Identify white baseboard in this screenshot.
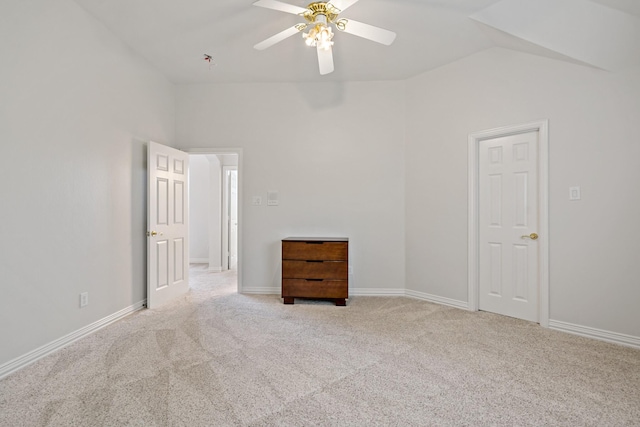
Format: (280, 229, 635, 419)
(242, 287, 280, 295)
(350, 288, 405, 296)
(549, 320, 640, 349)
(188, 260, 222, 272)
(405, 289, 469, 310)
(241, 287, 406, 297)
(0, 300, 146, 380)
(240, 287, 464, 306)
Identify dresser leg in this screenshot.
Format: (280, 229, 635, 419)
(283, 297, 294, 304)
(335, 299, 346, 306)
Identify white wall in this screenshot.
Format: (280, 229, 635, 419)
(218, 154, 239, 167)
(405, 47, 640, 337)
(176, 82, 406, 293)
(188, 156, 211, 262)
(188, 155, 223, 269)
(207, 156, 222, 271)
(0, 0, 175, 366)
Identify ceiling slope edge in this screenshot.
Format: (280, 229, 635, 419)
(472, 22, 603, 71)
(469, 0, 640, 72)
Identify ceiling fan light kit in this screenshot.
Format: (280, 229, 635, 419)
(253, 0, 396, 75)
(303, 15, 334, 50)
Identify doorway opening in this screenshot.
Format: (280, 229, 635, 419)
(186, 149, 242, 293)
(468, 121, 549, 327)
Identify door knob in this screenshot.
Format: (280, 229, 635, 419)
(147, 231, 163, 237)
(521, 233, 539, 240)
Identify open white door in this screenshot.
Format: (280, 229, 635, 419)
(229, 170, 238, 269)
(222, 166, 238, 270)
(147, 141, 189, 308)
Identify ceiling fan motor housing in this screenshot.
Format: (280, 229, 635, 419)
(304, 2, 340, 24)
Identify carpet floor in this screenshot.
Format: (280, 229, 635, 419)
(1, 265, 639, 426)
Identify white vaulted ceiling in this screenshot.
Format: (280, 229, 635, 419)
(471, 0, 640, 72)
(71, 0, 640, 83)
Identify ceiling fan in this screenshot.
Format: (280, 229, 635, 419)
(252, 0, 397, 75)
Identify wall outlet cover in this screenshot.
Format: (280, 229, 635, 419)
(569, 186, 581, 201)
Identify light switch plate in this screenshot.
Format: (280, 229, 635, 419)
(80, 292, 88, 308)
(267, 191, 279, 206)
(569, 186, 581, 201)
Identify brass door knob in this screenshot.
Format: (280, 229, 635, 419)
(146, 231, 163, 237)
(521, 233, 539, 240)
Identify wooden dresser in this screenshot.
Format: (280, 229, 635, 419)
(281, 237, 349, 306)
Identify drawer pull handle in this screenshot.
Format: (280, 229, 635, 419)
(306, 260, 324, 263)
(305, 242, 324, 245)
(306, 279, 324, 282)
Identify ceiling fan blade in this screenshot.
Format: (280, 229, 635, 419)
(252, 0, 308, 15)
(329, 0, 360, 13)
(339, 19, 396, 45)
(254, 25, 305, 50)
(317, 45, 334, 75)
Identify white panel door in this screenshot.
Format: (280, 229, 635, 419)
(479, 131, 539, 322)
(147, 141, 189, 308)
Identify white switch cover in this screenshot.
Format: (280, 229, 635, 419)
(267, 191, 279, 206)
(80, 292, 89, 308)
(569, 186, 581, 201)
(252, 196, 262, 206)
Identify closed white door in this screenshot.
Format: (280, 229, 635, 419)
(479, 131, 539, 322)
(147, 141, 189, 308)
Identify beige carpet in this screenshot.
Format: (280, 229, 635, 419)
(1, 265, 639, 426)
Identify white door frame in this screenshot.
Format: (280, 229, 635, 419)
(186, 148, 243, 293)
(222, 165, 238, 271)
(468, 120, 550, 327)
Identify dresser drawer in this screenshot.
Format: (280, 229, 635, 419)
(282, 260, 347, 280)
(282, 241, 348, 261)
(281, 237, 349, 305)
(282, 279, 348, 299)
